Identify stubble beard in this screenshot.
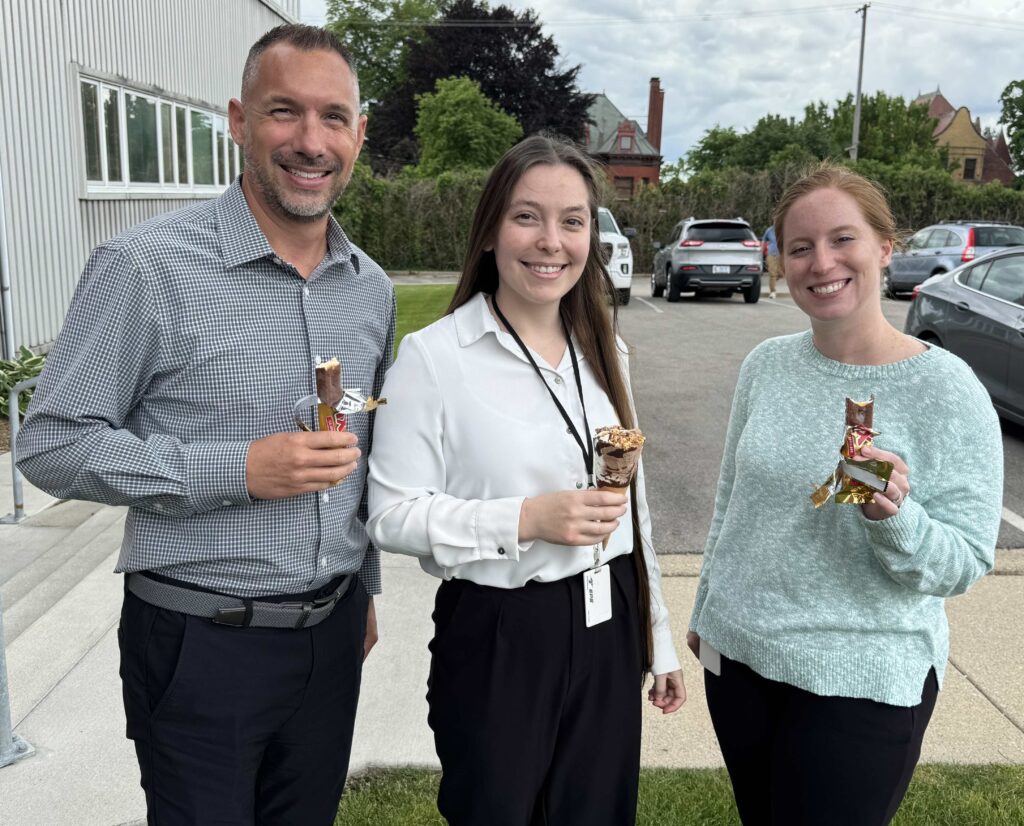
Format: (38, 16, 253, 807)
(243, 148, 351, 224)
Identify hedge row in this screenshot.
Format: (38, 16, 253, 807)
(334, 161, 1024, 274)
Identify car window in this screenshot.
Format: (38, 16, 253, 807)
(959, 261, 991, 289)
(905, 230, 934, 250)
(939, 230, 962, 248)
(598, 210, 620, 235)
(977, 256, 1024, 305)
(975, 226, 1024, 247)
(669, 224, 682, 243)
(685, 223, 756, 242)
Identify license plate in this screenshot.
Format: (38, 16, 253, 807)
(712, 265, 730, 274)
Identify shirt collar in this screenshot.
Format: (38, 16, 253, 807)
(452, 292, 583, 370)
(217, 177, 357, 273)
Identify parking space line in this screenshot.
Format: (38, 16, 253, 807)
(635, 297, 664, 314)
(1002, 506, 1024, 534)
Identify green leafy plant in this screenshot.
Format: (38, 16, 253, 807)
(0, 345, 45, 418)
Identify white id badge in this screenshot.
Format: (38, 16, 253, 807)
(583, 565, 612, 627)
(699, 638, 722, 676)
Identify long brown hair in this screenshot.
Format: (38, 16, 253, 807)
(447, 134, 654, 673)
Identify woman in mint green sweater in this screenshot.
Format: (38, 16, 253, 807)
(687, 165, 1003, 826)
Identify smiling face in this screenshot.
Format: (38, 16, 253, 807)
(489, 163, 592, 317)
(781, 187, 894, 328)
(229, 44, 366, 226)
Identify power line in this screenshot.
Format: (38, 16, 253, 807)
(872, 1, 1024, 32)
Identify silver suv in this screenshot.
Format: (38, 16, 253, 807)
(887, 220, 1024, 296)
(650, 218, 762, 303)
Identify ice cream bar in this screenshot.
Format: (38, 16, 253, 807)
(293, 359, 387, 433)
(811, 396, 893, 508)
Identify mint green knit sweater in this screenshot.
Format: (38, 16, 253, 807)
(689, 331, 1003, 706)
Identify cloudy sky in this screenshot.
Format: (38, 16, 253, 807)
(298, 0, 1024, 166)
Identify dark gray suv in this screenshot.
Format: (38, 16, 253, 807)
(887, 221, 1024, 296)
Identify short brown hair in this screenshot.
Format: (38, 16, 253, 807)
(241, 24, 357, 102)
(773, 163, 898, 252)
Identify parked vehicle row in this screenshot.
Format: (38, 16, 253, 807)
(887, 220, 1024, 296)
(650, 217, 762, 304)
(905, 247, 1024, 425)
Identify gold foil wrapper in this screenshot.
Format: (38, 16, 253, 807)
(812, 396, 893, 509)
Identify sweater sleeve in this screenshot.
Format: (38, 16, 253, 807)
(689, 350, 756, 629)
(861, 367, 1002, 597)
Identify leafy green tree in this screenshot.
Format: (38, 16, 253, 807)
(829, 92, 942, 167)
(685, 126, 742, 172)
(999, 80, 1024, 172)
(326, 0, 442, 106)
(364, 0, 592, 173)
(414, 76, 522, 176)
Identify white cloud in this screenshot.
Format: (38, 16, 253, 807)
(301, 0, 1024, 163)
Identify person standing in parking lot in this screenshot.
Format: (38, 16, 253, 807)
(367, 135, 685, 826)
(689, 164, 1002, 825)
(17, 24, 394, 825)
(762, 223, 781, 298)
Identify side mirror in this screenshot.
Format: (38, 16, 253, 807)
(652, 241, 662, 250)
(623, 227, 637, 239)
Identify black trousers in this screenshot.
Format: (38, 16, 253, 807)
(705, 655, 939, 826)
(427, 553, 644, 826)
(118, 574, 368, 826)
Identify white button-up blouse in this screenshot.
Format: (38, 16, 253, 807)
(367, 292, 680, 675)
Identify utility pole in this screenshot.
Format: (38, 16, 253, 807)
(850, 3, 870, 161)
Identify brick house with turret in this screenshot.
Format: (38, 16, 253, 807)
(584, 78, 665, 199)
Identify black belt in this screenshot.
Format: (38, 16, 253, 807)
(126, 572, 355, 629)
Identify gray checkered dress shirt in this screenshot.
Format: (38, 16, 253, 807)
(17, 180, 395, 596)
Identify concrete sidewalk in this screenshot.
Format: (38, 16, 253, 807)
(2, 453, 1023, 825)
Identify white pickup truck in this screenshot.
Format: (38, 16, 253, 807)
(598, 207, 636, 305)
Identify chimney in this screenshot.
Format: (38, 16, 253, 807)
(647, 78, 664, 152)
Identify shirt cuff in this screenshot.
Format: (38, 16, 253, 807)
(651, 624, 681, 676)
(474, 496, 527, 561)
(185, 441, 253, 513)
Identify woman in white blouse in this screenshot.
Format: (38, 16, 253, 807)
(367, 134, 685, 826)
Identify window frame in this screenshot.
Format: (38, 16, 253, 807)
(75, 66, 241, 200)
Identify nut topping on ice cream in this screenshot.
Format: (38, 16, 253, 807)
(593, 425, 646, 489)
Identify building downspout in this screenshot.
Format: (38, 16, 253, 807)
(0, 165, 15, 360)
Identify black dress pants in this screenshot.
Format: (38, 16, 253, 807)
(118, 574, 368, 826)
(427, 553, 644, 826)
(705, 654, 939, 826)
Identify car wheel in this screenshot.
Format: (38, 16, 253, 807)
(617, 288, 631, 306)
(650, 272, 664, 298)
(666, 269, 681, 302)
(919, 332, 943, 349)
(743, 275, 761, 303)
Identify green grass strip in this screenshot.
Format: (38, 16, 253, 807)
(336, 765, 1024, 825)
(394, 285, 456, 355)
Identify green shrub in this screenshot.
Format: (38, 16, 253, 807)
(1, 345, 45, 418)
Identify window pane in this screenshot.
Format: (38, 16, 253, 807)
(103, 88, 122, 182)
(126, 93, 159, 183)
(979, 256, 1024, 305)
(160, 102, 173, 184)
(960, 262, 990, 289)
(80, 82, 102, 181)
(191, 110, 214, 185)
(231, 142, 239, 181)
(175, 107, 188, 184)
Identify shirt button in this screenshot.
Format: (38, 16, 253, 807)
(154, 503, 163, 511)
(221, 500, 232, 507)
(320, 558, 329, 568)
(303, 286, 310, 297)
(272, 256, 283, 265)
(566, 426, 573, 434)
(322, 492, 330, 503)
(576, 481, 583, 489)
(553, 376, 563, 385)
(498, 547, 506, 555)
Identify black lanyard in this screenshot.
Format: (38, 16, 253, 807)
(491, 293, 594, 485)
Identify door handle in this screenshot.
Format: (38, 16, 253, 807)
(954, 301, 970, 311)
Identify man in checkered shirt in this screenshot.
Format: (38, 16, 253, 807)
(18, 24, 395, 825)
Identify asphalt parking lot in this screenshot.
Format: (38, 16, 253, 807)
(618, 287, 1024, 553)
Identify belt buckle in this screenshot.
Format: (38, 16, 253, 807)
(212, 605, 249, 627)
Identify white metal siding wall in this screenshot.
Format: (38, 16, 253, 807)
(0, 0, 292, 351)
